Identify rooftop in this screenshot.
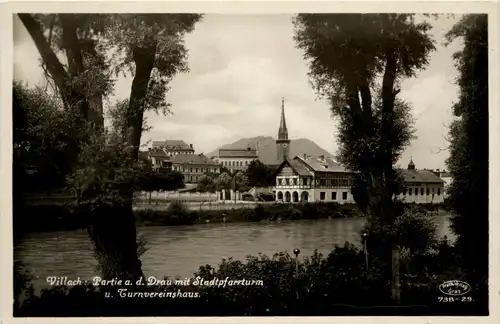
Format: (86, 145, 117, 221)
(296, 155, 348, 173)
(401, 169, 445, 184)
(171, 153, 220, 165)
(218, 147, 258, 158)
(152, 140, 194, 151)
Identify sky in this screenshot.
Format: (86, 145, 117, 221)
(13, 14, 462, 170)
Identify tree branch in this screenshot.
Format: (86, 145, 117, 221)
(18, 14, 68, 104)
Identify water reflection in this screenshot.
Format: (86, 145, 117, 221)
(15, 216, 455, 291)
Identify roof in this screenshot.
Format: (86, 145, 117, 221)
(288, 159, 313, 176)
(218, 148, 258, 158)
(296, 155, 348, 173)
(148, 150, 168, 158)
(152, 140, 193, 150)
(171, 154, 220, 166)
(401, 169, 445, 184)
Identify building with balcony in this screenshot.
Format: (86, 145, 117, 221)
(273, 154, 355, 203)
(274, 155, 445, 204)
(146, 148, 173, 172)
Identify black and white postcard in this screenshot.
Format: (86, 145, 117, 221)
(2, 1, 499, 323)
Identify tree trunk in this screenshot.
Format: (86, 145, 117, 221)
(87, 203, 143, 280)
(381, 49, 401, 302)
(391, 247, 401, 303)
(126, 43, 157, 159)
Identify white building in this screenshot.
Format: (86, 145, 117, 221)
(273, 154, 355, 204)
(273, 156, 445, 204)
(397, 159, 445, 203)
(214, 146, 259, 172)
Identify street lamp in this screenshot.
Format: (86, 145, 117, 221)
(361, 232, 369, 271)
(293, 248, 300, 300)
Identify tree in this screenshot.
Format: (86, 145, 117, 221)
(445, 15, 488, 285)
(293, 14, 435, 302)
(246, 159, 275, 187)
(197, 175, 216, 193)
(18, 14, 202, 280)
(13, 82, 81, 192)
(234, 171, 250, 192)
(215, 172, 232, 191)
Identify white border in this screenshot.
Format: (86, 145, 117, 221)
(1, 1, 498, 324)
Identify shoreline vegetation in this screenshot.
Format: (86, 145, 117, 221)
(15, 235, 485, 316)
(15, 201, 450, 234)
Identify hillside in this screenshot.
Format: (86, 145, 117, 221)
(206, 136, 334, 165)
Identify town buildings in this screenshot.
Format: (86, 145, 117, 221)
(213, 147, 258, 172)
(143, 142, 221, 183)
(171, 153, 221, 183)
(272, 98, 445, 204)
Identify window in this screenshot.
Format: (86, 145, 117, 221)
(403, 188, 407, 195)
(342, 192, 348, 200)
(320, 192, 326, 200)
(415, 188, 418, 195)
(195, 168, 198, 173)
(281, 179, 286, 186)
(409, 188, 412, 195)
(304, 178, 308, 185)
(437, 188, 441, 195)
(245, 161, 248, 165)
(294, 178, 298, 185)
(426, 188, 430, 196)
(420, 188, 424, 195)
(331, 192, 337, 200)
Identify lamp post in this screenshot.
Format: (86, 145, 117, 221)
(293, 248, 300, 300)
(361, 232, 369, 271)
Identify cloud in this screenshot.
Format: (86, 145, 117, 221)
(13, 14, 462, 170)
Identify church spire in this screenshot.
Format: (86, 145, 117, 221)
(278, 97, 288, 140)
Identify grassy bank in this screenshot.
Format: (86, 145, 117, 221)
(14, 201, 450, 234)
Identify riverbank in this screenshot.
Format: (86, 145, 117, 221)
(14, 201, 450, 234)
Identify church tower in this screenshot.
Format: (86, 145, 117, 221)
(276, 97, 290, 163)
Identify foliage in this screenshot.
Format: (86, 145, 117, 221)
(197, 175, 216, 192)
(234, 171, 250, 192)
(245, 159, 276, 187)
(13, 82, 82, 191)
(445, 15, 488, 282)
(136, 170, 185, 192)
(293, 14, 434, 227)
(14, 240, 485, 316)
(214, 172, 232, 190)
(19, 13, 203, 279)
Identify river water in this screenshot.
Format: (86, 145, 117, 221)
(15, 216, 455, 291)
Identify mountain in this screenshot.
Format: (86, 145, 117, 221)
(206, 136, 334, 166)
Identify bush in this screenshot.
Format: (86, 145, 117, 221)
(14, 240, 483, 316)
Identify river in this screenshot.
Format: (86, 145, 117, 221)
(15, 216, 455, 291)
